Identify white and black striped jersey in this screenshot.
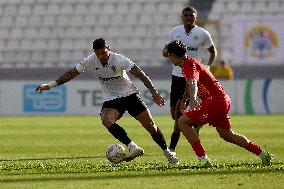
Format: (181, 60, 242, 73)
(76, 52, 138, 102)
(167, 25, 214, 77)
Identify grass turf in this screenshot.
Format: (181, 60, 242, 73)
(0, 115, 283, 188)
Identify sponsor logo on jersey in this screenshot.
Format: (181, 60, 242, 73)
(23, 84, 66, 112)
(187, 47, 198, 51)
(99, 76, 120, 81)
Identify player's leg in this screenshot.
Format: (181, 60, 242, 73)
(169, 105, 181, 153)
(134, 109, 179, 164)
(211, 97, 273, 166)
(216, 126, 273, 166)
(101, 99, 144, 162)
(128, 94, 179, 164)
(178, 114, 211, 168)
(169, 76, 185, 152)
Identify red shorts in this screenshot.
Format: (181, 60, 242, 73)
(184, 95, 232, 129)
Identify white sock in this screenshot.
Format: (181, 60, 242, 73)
(127, 141, 138, 149)
(258, 151, 266, 159)
(198, 155, 209, 160)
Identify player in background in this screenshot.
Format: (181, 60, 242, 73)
(166, 40, 273, 167)
(163, 6, 217, 154)
(35, 38, 179, 164)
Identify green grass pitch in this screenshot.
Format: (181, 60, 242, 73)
(0, 115, 283, 189)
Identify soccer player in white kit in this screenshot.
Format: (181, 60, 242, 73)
(163, 6, 217, 154)
(35, 38, 179, 164)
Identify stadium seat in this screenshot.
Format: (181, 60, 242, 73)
(10, 28, 23, 39)
(101, 3, 116, 14)
(20, 40, 33, 51)
(7, 40, 19, 51)
(74, 4, 88, 15)
(42, 16, 56, 27)
(143, 3, 156, 14)
(33, 5, 46, 15)
(18, 5, 32, 16)
(22, 0, 35, 4)
(61, 4, 73, 15)
(1, 16, 13, 28)
(239, 2, 253, 13)
(115, 4, 128, 14)
(226, 1, 239, 13)
(46, 4, 60, 15)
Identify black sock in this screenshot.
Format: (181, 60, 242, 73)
(151, 128, 167, 150)
(169, 132, 180, 150)
(108, 123, 131, 145)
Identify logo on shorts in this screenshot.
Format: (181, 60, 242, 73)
(23, 84, 66, 112)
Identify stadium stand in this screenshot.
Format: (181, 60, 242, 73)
(0, 0, 284, 79)
(0, 0, 187, 68)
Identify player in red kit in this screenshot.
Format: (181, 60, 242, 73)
(166, 40, 273, 167)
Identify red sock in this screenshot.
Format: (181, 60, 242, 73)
(245, 142, 262, 156)
(191, 140, 206, 157)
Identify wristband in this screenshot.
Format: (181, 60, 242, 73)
(47, 81, 57, 88)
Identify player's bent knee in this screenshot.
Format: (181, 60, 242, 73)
(101, 117, 114, 128)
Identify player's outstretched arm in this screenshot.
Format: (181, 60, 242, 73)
(207, 45, 217, 67)
(35, 67, 80, 93)
(187, 78, 199, 111)
(129, 64, 165, 107)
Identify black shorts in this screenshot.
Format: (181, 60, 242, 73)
(170, 75, 186, 107)
(101, 93, 147, 118)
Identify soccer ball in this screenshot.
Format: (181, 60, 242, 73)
(106, 144, 126, 164)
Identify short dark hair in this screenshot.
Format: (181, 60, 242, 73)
(182, 6, 197, 15)
(93, 38, 108, 50)
(167, 40, 187, 57)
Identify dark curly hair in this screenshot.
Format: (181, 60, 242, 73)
(167, 40, 187, 57)
(182, 6, 197, 15)
(93, 38, 109, 50)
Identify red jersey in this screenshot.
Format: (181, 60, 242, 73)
(182, 56, 227, 101)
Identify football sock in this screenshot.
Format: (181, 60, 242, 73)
(245, 142, 262, 156)
(127, 141, 138, 149)
(151, 127, 167, 150)
(191, 140, 206, 158)
(108, 123, 131, 146)
(198, 155, 209, 160)
(169, 132, 180, 150)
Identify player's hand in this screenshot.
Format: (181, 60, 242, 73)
(35, 84, 51, 93)
(189, 97, 200, 111)
(152, 91, 165, 107)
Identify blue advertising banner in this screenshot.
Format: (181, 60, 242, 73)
(23, 84, 66, 112)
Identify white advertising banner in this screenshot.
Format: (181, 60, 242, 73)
(0, 80, 171, 115)
(232, 15, 284, 65)
(0, 79, 284, 115)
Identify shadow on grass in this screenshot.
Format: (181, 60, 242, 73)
(0, 154, 154, 162)
(0, 162, 283, 183)
(0, 155, 103, 162)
